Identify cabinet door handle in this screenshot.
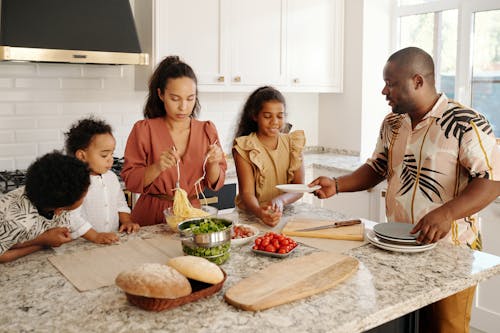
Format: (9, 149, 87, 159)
(234, 76, 241, 83)
(217, 76, 225, 82)
(293, 78, 300, 84)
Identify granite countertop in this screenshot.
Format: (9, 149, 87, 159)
(2, 203, 500, 333)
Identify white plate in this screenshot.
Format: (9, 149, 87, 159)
(366, 230, 436, 253)
(373, 222, 419, 241)
(276, 184, 321, 193)
(231, 224, 260, 247)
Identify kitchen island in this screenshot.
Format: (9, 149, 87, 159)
(1, 203, 500, 333)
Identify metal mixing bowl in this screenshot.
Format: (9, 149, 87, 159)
(177, 217, 232, 247)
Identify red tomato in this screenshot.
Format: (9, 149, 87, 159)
(261, 238, 270, 247)
(280, 239, 289, 246)
(272, 239, 280, 248)
(264, 244, 276, 253)
(255, 238, 262, 246)
(278, 248, 287, 254)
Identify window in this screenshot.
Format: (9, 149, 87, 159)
(395, 0, 500, 136)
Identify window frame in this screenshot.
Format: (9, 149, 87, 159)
(393, 0, 500, 116)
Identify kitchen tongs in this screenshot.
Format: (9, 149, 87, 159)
(294, 219, 361, 232)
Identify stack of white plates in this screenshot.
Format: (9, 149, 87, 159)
(367, 223, 436, 253)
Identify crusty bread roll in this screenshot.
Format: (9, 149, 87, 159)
(115, 263, 191, 299)
(168, 256, 224, 284)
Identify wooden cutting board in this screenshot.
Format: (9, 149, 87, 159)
(282, 218, 364, 241)
(224, 251, 359, 311)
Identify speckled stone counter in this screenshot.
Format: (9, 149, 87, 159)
(2, 203, 500, 333)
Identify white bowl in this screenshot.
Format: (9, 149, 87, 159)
(231, 224, 260, 247)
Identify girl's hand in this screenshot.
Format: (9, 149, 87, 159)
(259, 204, 282, 227)
(270, 198, 284, 213)
(119, 222, 140, 234)
(206, 143, 224, 165)
(157, 148, 180, 172)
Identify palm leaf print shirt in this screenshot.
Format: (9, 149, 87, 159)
(0, 187, 71, 254)
(366, 94, 500, 249)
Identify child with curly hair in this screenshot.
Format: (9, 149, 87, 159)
(0, 152, 90, 262)
(65, 117, 139, 244)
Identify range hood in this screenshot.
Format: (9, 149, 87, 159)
(0, 0, 148, 65)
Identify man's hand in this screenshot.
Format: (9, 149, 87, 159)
(411, 208, 452, 244)
(309, 176, 337, 199)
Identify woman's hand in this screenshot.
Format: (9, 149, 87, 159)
(206, 143, 224, 165)
(157, 148, 181, 172)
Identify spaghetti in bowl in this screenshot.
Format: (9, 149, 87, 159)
(164, 205, 218, 232)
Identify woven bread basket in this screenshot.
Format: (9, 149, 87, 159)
(125, 269, 227, 311)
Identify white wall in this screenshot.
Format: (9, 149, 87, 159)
(318, 0, 392, 159)
(0, 61, 318, 171)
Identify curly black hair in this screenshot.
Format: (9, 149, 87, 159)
(65, 117, 113, 156)
(234, 86, 286, 139)
(144, 55, 201, 119)
(25, 151, 90, 211)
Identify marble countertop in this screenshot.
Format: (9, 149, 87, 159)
(2, 203, 500, 333)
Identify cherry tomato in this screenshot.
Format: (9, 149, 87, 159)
(265, 244, 276, 253)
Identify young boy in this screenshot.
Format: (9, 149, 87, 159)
(0, 152, 90, 262)
(65, 117, 139, 244)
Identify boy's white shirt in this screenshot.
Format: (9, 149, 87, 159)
(70, 171, 131, 239)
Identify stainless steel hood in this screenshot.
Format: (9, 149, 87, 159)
(0, 0, 149, 65)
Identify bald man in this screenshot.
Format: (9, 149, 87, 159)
(311, 47, 500, 333)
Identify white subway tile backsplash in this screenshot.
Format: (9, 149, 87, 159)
(37, 116, 83, 130)
(0, 158, 15, 170)
(0, 90, 35, 102)
(0, 118, 37, 130)
(0, 78, 13, 88)
(38, 142, 65, 156)
(83, 65, 124, 78)
(15, 78, 61, 89)
(0, 143, 37, 157)
(16, 103, 61, 116)
(0, 131, 15, 144)
(0, 63, 37, 76)
(102, 77, 134, 91)
(0, 63, 319, 171)
(0, 103, 15, 115)
(61, 103, 100, 115)
(36, 63, 82, 77)
(61, 78, 102, 90)
(15, 129, 61, 143)
(15, 156, 38, 170)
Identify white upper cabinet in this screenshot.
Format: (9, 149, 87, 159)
(228, 0, 285, 88)
(136, 0, 343, 92)
(287, 0, 344, 92)
(155, 0, 226, 87)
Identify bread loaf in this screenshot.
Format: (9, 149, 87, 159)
(168, 256, 224, 284)
(115, 263, 191, 299)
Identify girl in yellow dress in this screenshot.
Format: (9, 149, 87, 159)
(233, 86, 306, 226)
